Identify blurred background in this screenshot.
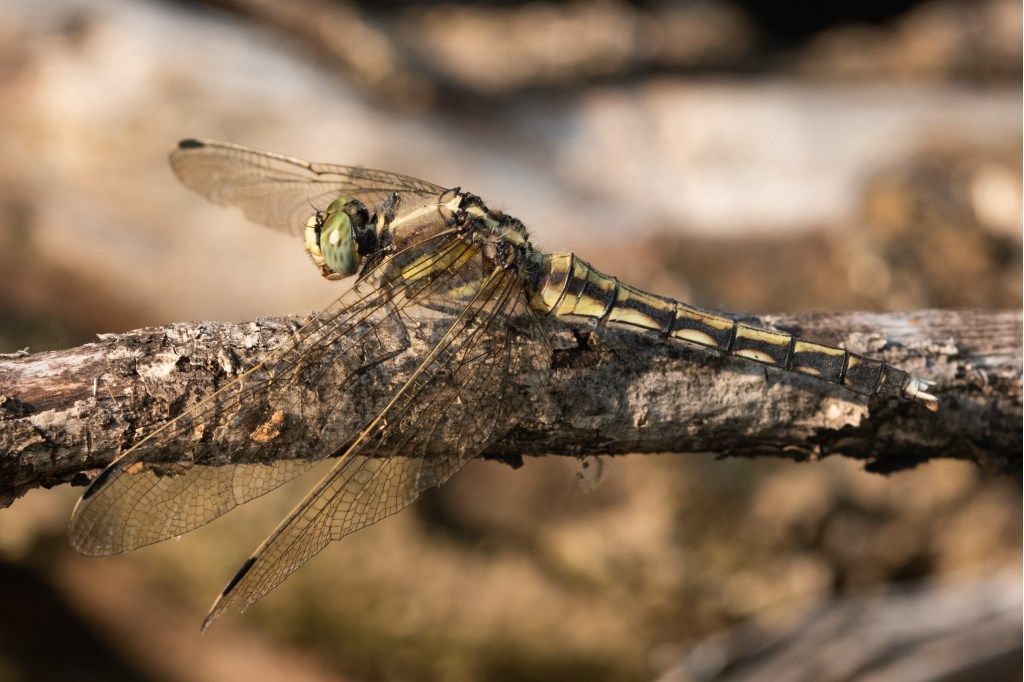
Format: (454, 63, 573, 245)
(0, 0, 1021, 679)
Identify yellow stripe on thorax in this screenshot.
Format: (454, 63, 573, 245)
(400, 243, 477, 285)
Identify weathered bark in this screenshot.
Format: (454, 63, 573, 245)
(660, 569, 1022, 682)
(0, 309, 1020, 507)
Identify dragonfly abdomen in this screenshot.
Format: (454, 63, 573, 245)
(531, 253, 937, 410)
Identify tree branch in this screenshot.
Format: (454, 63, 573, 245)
(1, 309, 1019, 507)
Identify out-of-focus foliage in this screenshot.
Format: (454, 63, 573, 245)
(0, 0, 1020, 680)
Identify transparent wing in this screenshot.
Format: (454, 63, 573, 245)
(202, 266, 551, 630)
(68, 229, 484, 556)
(169, 139, 448, 235)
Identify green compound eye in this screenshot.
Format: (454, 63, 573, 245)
(325, 197, 349, 214)
(319, 210, 360, 276)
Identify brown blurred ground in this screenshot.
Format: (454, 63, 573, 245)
(0, 1, 1020, 680)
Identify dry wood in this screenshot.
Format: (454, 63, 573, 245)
(662, 569, 1022, 682)
(1, 308, 1020, 507)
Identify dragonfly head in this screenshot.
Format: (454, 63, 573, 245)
(304, 198, 373, 278)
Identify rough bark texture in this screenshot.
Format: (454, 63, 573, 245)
(0, 308, 1020, 507)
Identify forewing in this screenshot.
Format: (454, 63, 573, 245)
(202, 266, 551, 629)
(68, 230, 479, 556)
(168, 139, 448, 235)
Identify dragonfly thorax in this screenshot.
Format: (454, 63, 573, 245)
(304, 197, 375, 280)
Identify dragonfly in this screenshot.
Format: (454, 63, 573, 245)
(68, 139, 939, 630)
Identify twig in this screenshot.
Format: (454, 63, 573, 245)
(1, 309, 1019, 507)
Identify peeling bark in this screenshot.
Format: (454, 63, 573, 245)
(1, 309, 1020, 507)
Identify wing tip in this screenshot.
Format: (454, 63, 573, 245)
(177, 138, 206, 150)
(223, 556, 258, 596)
(67, 466, 116, 555)
(66, 513, 107, 557)
(79, 464, 115, 500)
(200, 607, 220, 633)
(201, 555, 257, 632)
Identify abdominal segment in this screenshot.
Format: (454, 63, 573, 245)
(530, 252, 924, 404)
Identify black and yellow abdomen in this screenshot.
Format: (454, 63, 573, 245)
(531, 253, 937, 409)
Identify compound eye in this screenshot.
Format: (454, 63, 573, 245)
(318, 211, 360, 276)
